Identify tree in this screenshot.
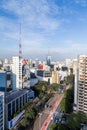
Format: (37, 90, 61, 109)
(21, 118, 28, 128)
(60, 96, 66, 112)
(50, 123, 58, 130)
(50, 123, 69, 130)
(60, 86, 74, 113)
(65, 87, 74, 113)
(50, 83, 61, 91)
(26, 109, 35, 120)
(67, 112, 87, 130)
(66, 74, 74, 85)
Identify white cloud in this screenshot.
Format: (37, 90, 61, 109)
(0, 0, 87, 60)
(0, 0, 61, 51)
(74, 0, 87, 6)
(0, 0, 60, 31)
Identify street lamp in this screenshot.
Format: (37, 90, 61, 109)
(38, 113, 42, 130)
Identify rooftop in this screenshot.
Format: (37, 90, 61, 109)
(5, 89, 29, 103)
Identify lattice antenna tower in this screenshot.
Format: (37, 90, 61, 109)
(19, 23, 22, 59)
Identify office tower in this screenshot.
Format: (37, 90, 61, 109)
(46, 51, 51, 66)
(0, 92, 4, 130)
(0, 70, 7, 91)
(11, 56, 22, 90)
(77, 55, 87, 113)
(46, 55, 51, 66)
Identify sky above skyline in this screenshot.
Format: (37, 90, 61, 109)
(0, 0, 87, 61)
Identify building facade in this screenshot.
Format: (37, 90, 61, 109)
(0, 92, 4, 130)
(52, 71, 60, 84)
(0, 71, 7, 92)
(5, 89, 29, 129)
(36, 70, 52, 84)
(46, 55, 51, 66)
(11, 56, 22, 90)
(77, 55, 87, 113)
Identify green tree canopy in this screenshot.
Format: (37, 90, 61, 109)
(67, 112, 87, 130)
(50, 83, 61, 91)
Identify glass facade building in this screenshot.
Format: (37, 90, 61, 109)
(0, 92, 4, 130)
(0, 71, 6, 92)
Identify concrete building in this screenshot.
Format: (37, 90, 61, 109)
(73, 68, 78, 111)
(38, 64, 50, 71)
(4, 58, 9, 64)
(65, 59, 73, 69)
(5, 89, 29, 129)
(77, 55, 87, 114)
(72, 59, 78, 74)
(52, 71, 60, 84)
(0, 92, 4, 130)
(11, 56, 22, 90)
(36, 70, 52, 84)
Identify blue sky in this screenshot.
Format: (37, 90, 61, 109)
(0, 0, 87, 60)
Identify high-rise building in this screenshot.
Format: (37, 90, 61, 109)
(73, 68, 78, 111)
(77, 55, 87, 113)
(0, 70, 7, 92)
(11, 56, 22, 90)
(46, 55, 51, 66)
(46, 50, 51, 66)
(0, 92, 4, 130)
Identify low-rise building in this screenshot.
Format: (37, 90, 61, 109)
(36, 70, 52, 84)
(52, 71, 60, 84)
(5, 89, 29, 129)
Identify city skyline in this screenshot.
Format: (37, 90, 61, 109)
(0, 0, 87, 60)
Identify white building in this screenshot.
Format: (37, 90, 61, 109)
(77, 55, 87, 113)
(11, 56, 22, 90)
(73, 69, 78, 111)
(65, 59, 73, 69)
(72, 59, 78, 74)
(0, 92, 4, 130)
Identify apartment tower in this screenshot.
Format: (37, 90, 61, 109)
(77, 55, 87, 113)
(11, 56, 22, 90)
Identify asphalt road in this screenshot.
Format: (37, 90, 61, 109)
(40, 84, 70, 130)
(32, 94, 59, 130)
(47, 105, 61, 130)
(41, 94, 64, 130)
(27, 84, 70, 130)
